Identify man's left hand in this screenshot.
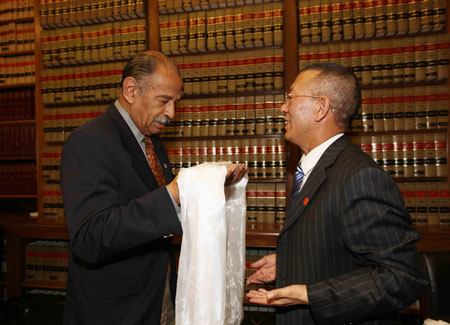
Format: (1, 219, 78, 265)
(246, 285, 309, 306)
(225, 163, 248, 186)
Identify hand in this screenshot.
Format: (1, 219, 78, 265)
(246, 285, 309, 306)
(166, 175, 179, 205)
(246, 254, 276, 284)
(225, 163, 248, 186)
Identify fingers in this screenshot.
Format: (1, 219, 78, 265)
(225, 163, 248, 186)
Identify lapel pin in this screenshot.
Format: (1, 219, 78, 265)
(303, 197, 309, 206)
(163, 163, 168, 168)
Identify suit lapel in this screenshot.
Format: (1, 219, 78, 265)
(279, 136, 350, 236)
(105, 105, 160, 189)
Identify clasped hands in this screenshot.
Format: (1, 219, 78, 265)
(246, 254, 309, 306)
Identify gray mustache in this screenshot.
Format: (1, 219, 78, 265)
(154, 116, 170, 125)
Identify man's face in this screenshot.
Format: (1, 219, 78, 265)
(280, 70, 320, 150)
(130, 67, 182, 135)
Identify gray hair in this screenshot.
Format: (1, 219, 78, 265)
(301, 62, 361, 130)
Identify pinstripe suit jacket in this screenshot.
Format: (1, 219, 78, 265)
(276, 136, 426, 325)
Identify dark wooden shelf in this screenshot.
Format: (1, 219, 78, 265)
(0, 83, 34, 89)
(348, 129, 448, 137)
(0, 195, 37, 199)
(0, 16, 34, 24)
(0, 49, 34, 57)
(166, 44, 284, 58)
(162, 134, 285, 141)
(22, 281, 66, 290)
(0, 157, 36, 162)
(0, 119, 35, 125)
(181, 90, 283, 100)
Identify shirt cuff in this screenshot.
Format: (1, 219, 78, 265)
(166, 185, 181, 221)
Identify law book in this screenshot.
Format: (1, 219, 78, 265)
(382, 89, 394, 131)
(330, 0, 343, 40)
(393, 134, 404, 178)
(426, 183, 439, 226)
(414, 87, 427, 130)
(215, 8, 225, 50)
(408, 0, 421, 34)
(341, 0, 353, 40)
(413, 133, 425, 177)
(370, 40, 383, 85)
(262, 183, 276, 224)
(371, 89, 383, 131)
(205, 10, 216, 51)
(402, 134, 414, 177)
(404, 88, 416, 130)
(40, 0, 49, 26)
(233, 6, 244, 48)
(225, 97, 236, 136)
(273, 94, 284, 134)
(371, 135, 383, 169)
(186, 11, 197, 52)
(425, 86, 438, 129)
(393, 88, 405, 131)
(310, 0, 321, 42)
(374, 0, 387, 37)
(392, 39, 405, 84)
(381, 40, 393, 84)
(168, 14, 180, 54)
(437, 33, 450, 81)
(435, 132, 447, 177)
(439, 182, 450, 225)
(262, 2, 273, 46)
(433, 0, 446, 31)
(196, 10, 206, 52)
(382, 135, 395, 177)
(245, 95, 255, 135)
(25, 241, 38, 281)
(437, 85, 449, 129)
(414, 36, 427, 83)
(244, 51, 255, 92)
(425, 35, 438, 82)
(272, 2, 283, 45)
(403, 182, 417, 223)
(246, 183, 257, 224)
(242, 5, 254, 48)
(350, 41, 362, 83)
(298, 0, 311, 43)
(420, 0, 434, 32)
(360, 41, 372, 86)
(423, 133, 436, 177)
(415, 182, 428, 226)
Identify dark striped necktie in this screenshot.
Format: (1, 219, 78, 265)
(291, 163, 304, 199)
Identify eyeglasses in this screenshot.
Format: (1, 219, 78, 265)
(284, 92, 335, 113)
(284, 92, 320, 104)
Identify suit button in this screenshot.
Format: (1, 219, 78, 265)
(163, 234, 174, 239)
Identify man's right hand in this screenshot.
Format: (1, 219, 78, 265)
(246, 253, 276, 284)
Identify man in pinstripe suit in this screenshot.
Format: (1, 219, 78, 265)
(247, 63, 426, 324)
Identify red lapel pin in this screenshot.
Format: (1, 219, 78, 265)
(303, 197, 309, 206)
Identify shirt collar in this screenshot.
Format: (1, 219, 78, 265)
(114, 99, 145, 144)
(301, 133, 344, 176)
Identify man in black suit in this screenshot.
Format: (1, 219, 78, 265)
(246, 63, 426, 324)
(60, 51, 246, 325)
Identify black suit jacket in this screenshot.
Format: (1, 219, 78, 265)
(276, 136, 426, 325)
(60, 103, 182, 325)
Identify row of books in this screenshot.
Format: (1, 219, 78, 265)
(42, 183, 65, 224)
(41, 19, 146, 66)
(298, 34, 450, 86)
(41, 61, 126, 105)
(43, 105, 106, 143)
(40, 0, 146, 28)
(352, 132, 447, 179)
(398, 182, 450, 226)
(0, 89, 34, 121)
(0, 0, 33, 22)
(172, 48, 284, 95)
(0, 162, 36, 195)
(161, 94, 285, 138)
(246, 182, 286, 225)
(41, 146, 62, 181)
(0, 54, 35, 85)
(0, 124, 35, 158)
(160, 3, 283, 54)
(0, 21, 34, 53)
(159, 0, 282, 13)
(165, 138, 287, 179)
(25, 240, 69, 283)
(352, 85, 449, 133)
(298, 0, 446, 43)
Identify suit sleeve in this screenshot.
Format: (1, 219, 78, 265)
(60, 130, 182, 265)
(307, 167, 427, 324)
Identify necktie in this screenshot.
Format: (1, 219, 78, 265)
(144, 136, 166, 187)
(290, 162, 304, 199)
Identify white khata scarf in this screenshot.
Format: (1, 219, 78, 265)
(176, 162, 248, 325)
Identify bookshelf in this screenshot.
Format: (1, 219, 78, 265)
(0, 2, 448, 323)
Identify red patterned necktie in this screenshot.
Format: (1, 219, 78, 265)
(144, 136, 166, 187)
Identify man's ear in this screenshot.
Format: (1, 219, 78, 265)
(122, 77, 138, 104)
(314, 96, 332, 122)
